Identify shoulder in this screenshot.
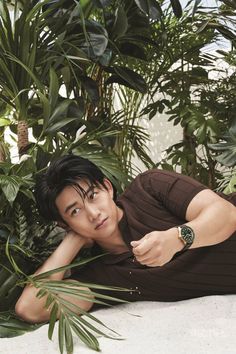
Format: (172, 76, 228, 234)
(121, 169, 208, 219)
(131, 168, 206, 193)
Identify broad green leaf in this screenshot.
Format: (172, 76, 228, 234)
(45, 117, 80, 134)
(49, 67, 59, 111)
(134, 0, 162, 20)
(170, 0, 183, 18)
(209, 124, 236, 167)
(5, 52, 44, 92)
(107, 66, 147, 94)
(191, 67, 208, 78)
(82, 20, 108, 58)
(47, 100, 72, 126)
(0, 175, 21, 204)
(38, 92, 51, 126)
(224, 175, 236, 194)
(80, 76, 99, 103)
(12, 155, 36, 177)
(119, 42, 147, 61)
(79, 0, 94, 18)
(98, 48, 112, 66)
(111, 5, 128, 39)
(0, 118, 10, 127)
(0, 316, 43, 338)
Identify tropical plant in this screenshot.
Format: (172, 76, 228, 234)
(6, 246, 129, 353)
(138, 0, 236, 189)
(0, 144, 130, 352)
(0, 152, 63, 310)
(0, 0, 187, 171)
(197, 0, 236, 174)
(5, 0, 236, 353)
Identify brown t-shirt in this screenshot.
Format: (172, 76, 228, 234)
(73, 169, 236, 306)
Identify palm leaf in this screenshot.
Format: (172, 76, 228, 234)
(0, 313, 43, 338)
(16, 254, 128, 353)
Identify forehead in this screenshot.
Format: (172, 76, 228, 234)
(55, 180, 93, 208)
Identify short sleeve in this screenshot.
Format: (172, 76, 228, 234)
(139, 169, 208, 220)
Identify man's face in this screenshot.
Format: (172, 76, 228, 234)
(55, 179, 123, 242)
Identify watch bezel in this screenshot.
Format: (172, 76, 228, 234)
(177, 225, 195, 251)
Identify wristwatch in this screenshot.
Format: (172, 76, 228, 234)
(177, 225, 195, 251)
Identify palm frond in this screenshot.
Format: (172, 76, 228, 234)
(15, 257, 129, 354)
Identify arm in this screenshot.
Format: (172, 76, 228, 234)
(131, 189, 236, 267)
(15, 232, 94, 323)
(184, 189, 236, 247)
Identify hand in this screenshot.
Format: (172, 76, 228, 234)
(65, 230, 94, 248)
(130, 229, 183, 267)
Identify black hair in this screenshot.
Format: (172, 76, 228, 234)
(35, 154, 115, 222)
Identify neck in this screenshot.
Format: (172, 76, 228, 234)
(97, 206, 129, 254)
(98, 237, 129, 254)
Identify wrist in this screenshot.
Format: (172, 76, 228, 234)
(177, 225, 195, 251)
(64, 231, 87, 247)
(169, 228, 185, 253)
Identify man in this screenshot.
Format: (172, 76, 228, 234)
(15, 154, 236, 323)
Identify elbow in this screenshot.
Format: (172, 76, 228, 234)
(15, 297, 43, 324)
(15, 299, 31, 322)
(230, 203, 236, 231)
(225, 202, 236, 238)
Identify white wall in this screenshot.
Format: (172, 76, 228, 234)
(132, 112, 183, 173)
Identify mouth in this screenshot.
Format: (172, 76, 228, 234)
(95, 217, 108, 230)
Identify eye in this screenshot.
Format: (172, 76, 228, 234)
(71, 207, 80, 216)
(88, 191, 97, 200)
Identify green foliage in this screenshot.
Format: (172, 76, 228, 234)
(138, 1, 236, 188)
(0, 312, 43, 338)
(209, 118, 236, 167)
(10, 253, 129, 353)
(0, 0, 236, 352)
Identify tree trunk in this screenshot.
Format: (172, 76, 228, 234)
(0, 142, 6, 162)
(17, 120, 29, 156)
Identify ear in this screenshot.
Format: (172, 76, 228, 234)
(57, 220, 70, 231)
(103, 178, 114, 199)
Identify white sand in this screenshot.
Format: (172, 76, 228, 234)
(1, 295, 236, 354)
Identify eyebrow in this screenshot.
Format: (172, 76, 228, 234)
(64, 201, 77, 214)
(64, 185, 95, 214)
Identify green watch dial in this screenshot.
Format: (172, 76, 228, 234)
(181, 227, 194, 243)
(178, 225, 195, 250)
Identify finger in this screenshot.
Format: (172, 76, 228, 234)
(137, 257, 162, 267)
(132, 238, 152, 256)
(130, 234, 150, 248)
(136, 253, 158, 265)
(130, 240, 141, 248)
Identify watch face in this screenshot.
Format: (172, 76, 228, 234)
(181, 226, 194, 244)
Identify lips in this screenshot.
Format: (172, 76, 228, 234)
(95, 217, 108, 230)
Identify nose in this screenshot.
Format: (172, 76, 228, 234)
(85, 203, 101, 221)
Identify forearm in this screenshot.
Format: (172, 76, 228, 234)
(34, 231, 86, 280)
(132, 190, 236, 267)
(15, 232, 87, 322)
(185, 200, 236, 248)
